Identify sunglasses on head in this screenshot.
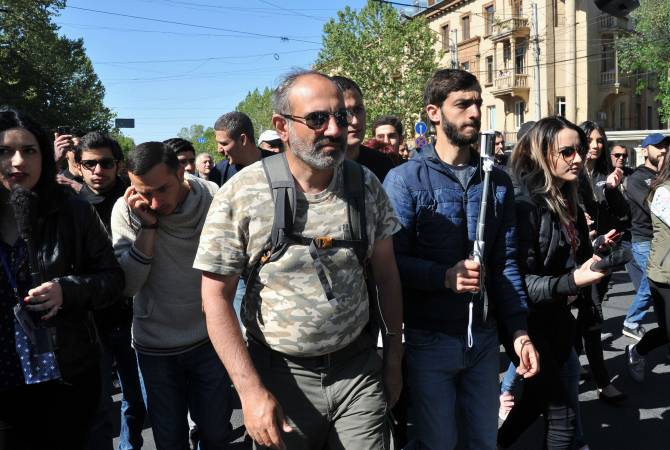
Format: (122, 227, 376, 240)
(612, 153, 628, 160)
(80, 158, 116, 170)
(280, 109, 349, 131)
(557, 146, 586, 161)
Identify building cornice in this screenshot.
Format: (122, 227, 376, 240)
(416, 0, 474, 21)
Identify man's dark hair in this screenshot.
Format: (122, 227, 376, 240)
(163, 137, 196, 156)
(423, 69, 481, 108)
(213, 111, 255, 143)
(76, 131, 124, 162)
(372, 115, 404, 139)
(126, 141, 179, 176)
(494, 131, 504, 139)
(331, 75, 363, 97)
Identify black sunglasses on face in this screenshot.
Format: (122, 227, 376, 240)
(80, 158, 116, 170)
(178, 158, 196, 165)
(612, 153, 628, 160)
(280, 109, 349, 131)
(557, 146, 586, 162)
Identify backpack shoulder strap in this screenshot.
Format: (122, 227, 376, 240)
(262, 153, 297, 251)
(342, 159, 368, 265)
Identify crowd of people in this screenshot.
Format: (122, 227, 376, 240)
(0, 67, 669, 450)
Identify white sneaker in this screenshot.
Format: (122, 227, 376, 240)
(626, 344, 646, 383)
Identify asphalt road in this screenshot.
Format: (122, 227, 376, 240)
(114, 271, 670, 449)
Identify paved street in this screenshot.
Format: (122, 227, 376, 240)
(114, 271, 670, 449)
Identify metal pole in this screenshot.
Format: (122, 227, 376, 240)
(532, 2, 541, 120)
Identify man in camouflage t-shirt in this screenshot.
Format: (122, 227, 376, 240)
(194, 70, 403, 450)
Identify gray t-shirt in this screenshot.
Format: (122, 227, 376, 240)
(444, 161, 477, 190)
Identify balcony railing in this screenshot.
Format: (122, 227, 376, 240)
(492, 17, 529, 38)
(601, 71, 630, 88)
(599, 15, 627, 31)
(494, 70, 529, 90)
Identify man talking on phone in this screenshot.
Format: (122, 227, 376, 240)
(111, 142, 234, 450)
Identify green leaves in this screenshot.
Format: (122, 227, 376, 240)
(315, 0, 438, 137)
(616, 0, 670, 123)
(0, 0, 113, 132)
(236, 87, 274, 134)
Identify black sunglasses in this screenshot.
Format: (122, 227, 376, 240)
(80, 158, 116, 170)
(557, 146, 586, 162)
(612, 153, 628, 160)
(280, 109, 349, 131)
(178, 158, 196, 165)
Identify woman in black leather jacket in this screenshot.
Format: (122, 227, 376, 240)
(498, 117, 611, 449)
(0, 108, 124, 450)
(577, 121, 629, 404)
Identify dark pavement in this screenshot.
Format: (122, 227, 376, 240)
(114, 271, 670, 449)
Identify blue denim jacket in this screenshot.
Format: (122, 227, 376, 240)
(383, 144, 528, 337)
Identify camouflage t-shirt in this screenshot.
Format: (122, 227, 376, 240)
(193, 160, 400, 356)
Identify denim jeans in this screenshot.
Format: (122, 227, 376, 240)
(137, 341, 233, 450)
(405, 327, 499, 450)
(88, 325, 146, 450)
(624, 240, 653, 328)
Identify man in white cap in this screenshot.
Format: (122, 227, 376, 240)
(257, 129, 283, 153)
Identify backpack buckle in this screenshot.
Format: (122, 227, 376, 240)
(314, 236, 333, 249)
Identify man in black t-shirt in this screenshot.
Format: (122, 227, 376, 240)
(623, 133, 669, 341)
(331, 76, 395, 183)
(210, 111, 274, 186)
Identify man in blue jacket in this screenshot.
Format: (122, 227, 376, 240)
(383, 69, 539, 449)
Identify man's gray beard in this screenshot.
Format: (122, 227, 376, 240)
(288, 126, 345, 170)
(441, 112, 480, 147)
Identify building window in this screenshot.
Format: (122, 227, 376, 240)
(619, 102, 626, 129)
(486, 56, 494, 84)
(484, 5, 495, 35)
(515, 41, 526, 74)
(635, 103, 642, 129)
(601, 42, 615, 73)
(503, 42, 512, 70)
(462, 15, 470, 41)
(512, 0, 523, 17)
(487, 105, 497, 130)
(441, 24, 450, 51)
(647, 106, 653, 130)
(556, 97, 566, 117)
(461, 61, 470, 72)
(515, 101, 525, 129)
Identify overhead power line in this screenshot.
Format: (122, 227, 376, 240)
(65, 5, 322, 44)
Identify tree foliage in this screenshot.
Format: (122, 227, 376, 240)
(109, 130, 135, 159)
(617, 0, 670, 124)
(0, 0, 113, 132)
(315, 0, 439, 138)
(177, 124, 220, 161)
(235, 87, 273, 134)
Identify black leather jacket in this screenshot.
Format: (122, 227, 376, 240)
(36, 189, 125, 380)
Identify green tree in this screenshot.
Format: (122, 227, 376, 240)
(177, 124, 220, 160)
(236, 87, 273, 134)
(617, 0, 670, 124)
(0, 1, 114, 132)
(315, 0, 439, 139)
(109, 130, 135, 159)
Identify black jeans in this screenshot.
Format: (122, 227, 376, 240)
(0, 365, 101, 450)
(637, 280, 670, 356)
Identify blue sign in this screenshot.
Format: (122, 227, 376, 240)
(415, 136, 427, 148)
(197, 137, 206, 144)
(415, 121, 427, 135)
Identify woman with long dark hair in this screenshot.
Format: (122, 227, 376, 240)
(498, 117, 612, 449)
(0, 108, 124, 450)
(627, 150, 670, 381)
(575, 121, 628, 404)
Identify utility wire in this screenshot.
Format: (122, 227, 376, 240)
(65, 5, 322, 44)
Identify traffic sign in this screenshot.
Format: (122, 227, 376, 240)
(197, 137, 206, 144)
(415, 136, 427, 148)
(115, 118, 135, 128)
(415, 121, 427, 135)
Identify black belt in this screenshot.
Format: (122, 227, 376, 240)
(248, 332, 374, 371)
